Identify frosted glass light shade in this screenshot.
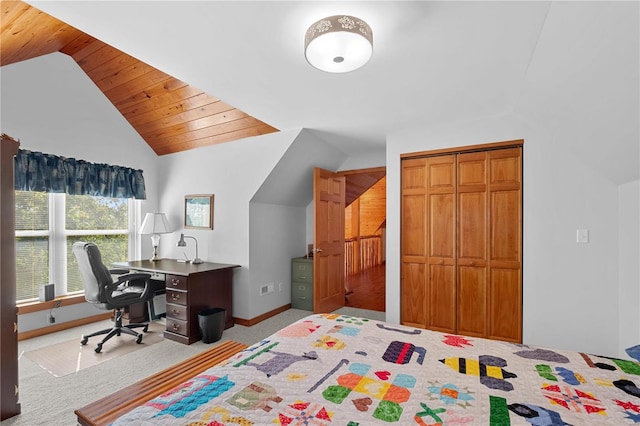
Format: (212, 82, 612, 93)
(305, 15, 373, 73)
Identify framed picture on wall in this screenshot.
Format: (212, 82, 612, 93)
(184, 194, 214, 229)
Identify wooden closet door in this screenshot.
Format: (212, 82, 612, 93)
(457, 151, 488, 337)
(487, 147, 522, 342)
(401, 155, 456, 332)
(401, 158, 428, 328)
(426, 155, 456, 333)
(401, 141, 522, 343)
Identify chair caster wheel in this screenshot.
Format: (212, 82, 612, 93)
(81, 337, 88, 345)
(136, 335, 143, 344)
(95, 344, 102, 353)
(143, 325, 149, 333)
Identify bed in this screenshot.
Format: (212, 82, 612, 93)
(77, 313, 640, 425)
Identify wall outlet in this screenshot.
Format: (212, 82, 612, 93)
(278, 282, 283, 292)
(48, 300, 61, 323)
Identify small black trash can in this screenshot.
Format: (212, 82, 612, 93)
(198, 307, 226, 344)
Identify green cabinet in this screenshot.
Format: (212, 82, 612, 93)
(291, 257, 313, 311)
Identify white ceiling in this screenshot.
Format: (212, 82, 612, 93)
(26, 1, 639, 184)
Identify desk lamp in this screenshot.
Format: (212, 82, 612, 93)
(139, 213, 171, 261)
(177, 233, 203, 264)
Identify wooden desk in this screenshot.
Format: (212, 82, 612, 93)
(113, 260, 239, 345)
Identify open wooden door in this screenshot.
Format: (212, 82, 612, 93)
(313, 167, 345, 313)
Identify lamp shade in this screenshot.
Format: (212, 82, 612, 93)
(305, 15, 373, 73)
(139, 213, 171, 235)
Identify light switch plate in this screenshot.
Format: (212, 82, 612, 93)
(576, 228, 589, 243)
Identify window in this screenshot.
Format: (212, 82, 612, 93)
(15, 191, 132, 303)
(15, 191, 49, 301)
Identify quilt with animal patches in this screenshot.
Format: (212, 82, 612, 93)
(111, 314, 640, 425)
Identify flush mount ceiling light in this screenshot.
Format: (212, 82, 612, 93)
(305, 15, 373, 73)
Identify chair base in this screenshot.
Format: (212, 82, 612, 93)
(81, 308, 148, 353)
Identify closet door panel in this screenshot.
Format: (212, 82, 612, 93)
(458, 192, 486, 261)
(490, 190, 521, 264)
(427, 156, 456, 191)
(403, 158, 427, 189)
(457, 152, 489, 338)
(457, 266, 487, 337)
(401, 158, 428, 327)
(401, 263, 427, 327)
(458, 152, 488, 265)
(458, 153, 486, 186)
(488, 147, 522, 342)
(402, 194, 426, 258)
(489, 269, 522, 342)
(429, 264, 456, 333)
(402, 158, 427, 258)
(488, 148, 522, 266)
(489, 148, 521, 187)
(426, 155, 456, 332)
(428, 190, 455, 333)
(429, 193, 455, 258)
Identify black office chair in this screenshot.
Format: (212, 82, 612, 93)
(73, 242, 153, 353)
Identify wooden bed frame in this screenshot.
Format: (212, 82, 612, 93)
(75, 340, 248, 426)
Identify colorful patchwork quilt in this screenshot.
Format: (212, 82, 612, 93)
(111, 314, 640, 425)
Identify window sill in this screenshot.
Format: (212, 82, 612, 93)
(17, 294, 86, 315)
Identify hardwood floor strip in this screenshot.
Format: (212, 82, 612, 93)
(345, 263, 386, 312)
(75, 340, 248, 426)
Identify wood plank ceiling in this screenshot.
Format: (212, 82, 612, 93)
(340, 167, 386, 207)
(1, 1, 278, 155)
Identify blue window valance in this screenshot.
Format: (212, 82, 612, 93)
(14, 149, 146, 199)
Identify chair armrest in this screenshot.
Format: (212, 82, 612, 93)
(115, 272, 152, 283)
(109, 268, 131, 275)
(105, 272, 153, 306)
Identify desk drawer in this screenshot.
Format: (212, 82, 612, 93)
(166, 303, 187, 321)
(166, 289, 187, 306)
(166, 318, 188, 336)
(166, 274, 187, 290)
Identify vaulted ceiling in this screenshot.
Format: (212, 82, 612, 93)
(2, 1, 638, 185)
(0, 0, 278, 155)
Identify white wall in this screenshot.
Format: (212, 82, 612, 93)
(386, 113, 624, 358)
(249, 202, 306, 313)
(338, 149, 386, 171)
(248, 130, 349, 318)
(0, 54, 160, 198)
(154, 129, 299, 320)
(1, 53, 162, 332)
(618, 179, 640, 357)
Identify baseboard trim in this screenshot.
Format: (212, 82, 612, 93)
(21, 304, 296, 340)
(18, 312, 113, 341)
(233, 303, 292, 327)
(18, 294, 87, 315)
